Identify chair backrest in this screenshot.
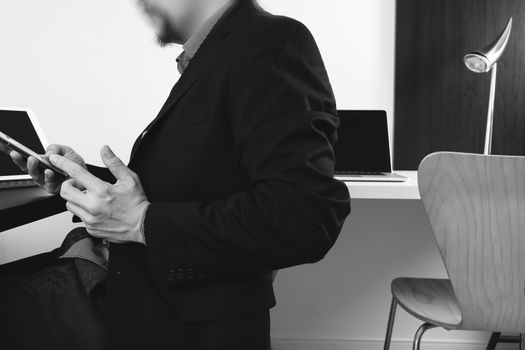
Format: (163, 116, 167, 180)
(418, 152, 525, 333)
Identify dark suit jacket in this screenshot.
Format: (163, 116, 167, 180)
(88, 0, 350, 347)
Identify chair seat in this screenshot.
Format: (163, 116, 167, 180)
(392, 278, 462, 330)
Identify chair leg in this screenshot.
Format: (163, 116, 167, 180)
(412, 323, 436, 350)
(383, 297, 398, 350)
(485, 332, 500, 350)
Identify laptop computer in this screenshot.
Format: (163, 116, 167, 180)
(334, 110, 406, 182)
(0, 107, 49, 189)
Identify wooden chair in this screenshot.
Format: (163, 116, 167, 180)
(383, 152, 525, 350)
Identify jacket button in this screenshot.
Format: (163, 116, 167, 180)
(167, 269, 177, 282)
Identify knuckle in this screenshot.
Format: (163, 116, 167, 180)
(84, 215, 97, 226)
(102, 183, 112, 194)
(126, 180, 137, 191)
(60, 179, 72, 193)
(60, 184, 69, 198)
(68, 164, 81, 177)
(109, 158, 123, 167)
(90, 202, 107, 217)
(85, 202, 100, 215)
(105, 155, 123, 168)
(45, 175, 57, 185)
(93, 184, 110, 198)
(104, 185, 115, 198)
(130, 172, 140, 183)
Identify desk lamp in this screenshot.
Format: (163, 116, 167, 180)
(464, 18, 512, 155)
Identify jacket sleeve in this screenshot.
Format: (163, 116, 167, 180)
(143, 20, 351, 283)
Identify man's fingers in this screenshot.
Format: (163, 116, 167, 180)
(0, 143, 9, 154)
(49, 154, 103, 191)
(60, 179, 89, 208)
(100, 145, 132, 180)
(45, 144, 67, 157)
(65, 201, 95, 226)
(44, 168, 57, 183)
(66, 201, 107, 240)
(27, 156, 44, 185)
(43, 169, 62, 193)
(10, 151, 27, 172)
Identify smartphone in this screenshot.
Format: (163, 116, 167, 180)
(0, 131, 68, 178)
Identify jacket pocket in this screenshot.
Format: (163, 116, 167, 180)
(166, 273, 276, 323)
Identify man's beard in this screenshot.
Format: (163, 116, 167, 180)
(156, 18, 185, 47)
(140, 5, 185, 46)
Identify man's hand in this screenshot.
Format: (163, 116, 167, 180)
(49, 145, 150, 245)
(6, 144, 86, 195)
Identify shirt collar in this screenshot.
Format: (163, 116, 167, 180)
(182, 2, 234, 59)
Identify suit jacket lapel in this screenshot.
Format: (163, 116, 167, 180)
(129, 0, 257, 163)
(129, 70, 199, 161)
(128, 52, 203, 161)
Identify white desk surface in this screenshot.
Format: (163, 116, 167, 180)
(343, 171, 420, 200)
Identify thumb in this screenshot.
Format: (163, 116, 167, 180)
(45, 144, 66, 157)
(101, 145, 131, 180)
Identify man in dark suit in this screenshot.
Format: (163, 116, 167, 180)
(0, 0, 350, 348)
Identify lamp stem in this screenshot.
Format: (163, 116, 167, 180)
(484, 63, 497, 155)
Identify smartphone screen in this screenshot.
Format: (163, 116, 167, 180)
(0, 131, 67, 177)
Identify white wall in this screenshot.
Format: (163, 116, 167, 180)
(0, 1, 493, 349)
(262, 0, 396, 148)
(0, 0, 396, 166)
(0, 0, 180, 166)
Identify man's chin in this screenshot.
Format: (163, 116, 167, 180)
(156, 27, 185, 47)
(156, 36, 172, 47)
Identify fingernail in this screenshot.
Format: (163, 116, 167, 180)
(103, 145, 113, 157)
(49, 155, 58, 163)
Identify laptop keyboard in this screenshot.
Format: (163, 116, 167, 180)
(0, 179, 38, 189)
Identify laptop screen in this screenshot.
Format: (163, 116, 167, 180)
(0, 110, 46, 176)
(334, 110, 392, 173)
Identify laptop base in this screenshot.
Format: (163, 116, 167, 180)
(335, 172, 408, 182)
(0, 179, 38, 189)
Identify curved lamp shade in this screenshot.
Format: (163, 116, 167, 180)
(464, 18, 513, 73)
(463, 18, 513, 155)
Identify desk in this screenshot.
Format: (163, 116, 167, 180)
(344, 171, 419, 200)
(0, 187, 66, 232)
(0, 171, 419, 234)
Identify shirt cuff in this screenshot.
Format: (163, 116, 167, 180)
(139, 202, 150, 246)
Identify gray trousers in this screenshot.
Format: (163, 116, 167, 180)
(0, 228, 107, 350)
